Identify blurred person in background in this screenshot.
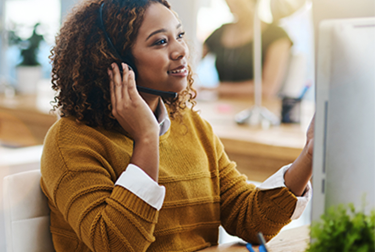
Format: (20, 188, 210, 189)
(202, 0, 292, 98)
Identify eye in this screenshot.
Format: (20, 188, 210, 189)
(178, 32, 185, 39)
(155, 38, 167, 45)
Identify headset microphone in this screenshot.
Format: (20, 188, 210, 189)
(99, 3, 178, 99)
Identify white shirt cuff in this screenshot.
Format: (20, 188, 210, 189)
(257, 164, 312, 220)
(115, 164, 166, 210)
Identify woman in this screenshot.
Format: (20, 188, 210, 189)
(41, 0, 313, 251)
(202, 0, 292, 97)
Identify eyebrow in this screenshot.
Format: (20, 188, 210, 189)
(146, 23, 182, 41)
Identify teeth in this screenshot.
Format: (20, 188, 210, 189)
(169, 68, 187, 74)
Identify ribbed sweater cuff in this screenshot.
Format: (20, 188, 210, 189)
(112, 186, 158, 223)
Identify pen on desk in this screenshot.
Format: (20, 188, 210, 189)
(257, 232, 268, 252)
(298, 82, 311, 100)
(258, 245, 267, 252)
(246, 243, 255, 252)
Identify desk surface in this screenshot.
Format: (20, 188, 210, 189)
(197, 98, 311, 149)
(199, 225, 310, 252)
(0, 94, 57, 147)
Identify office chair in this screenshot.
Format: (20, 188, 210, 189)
(3, 169, 54, 252)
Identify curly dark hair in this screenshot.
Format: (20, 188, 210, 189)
(50, 0, 196, 129)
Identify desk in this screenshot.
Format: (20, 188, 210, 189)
(199, 225, 310, 252)
(0, 95, 58, 147)
(196, 98, 314, 181)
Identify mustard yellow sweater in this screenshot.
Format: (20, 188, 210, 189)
(40, 109, 297, 252)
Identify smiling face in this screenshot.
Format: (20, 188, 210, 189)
(131, 2, 189, 97)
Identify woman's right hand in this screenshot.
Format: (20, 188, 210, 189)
(108, 63, 159, 142)
(108, 63, 160, 181)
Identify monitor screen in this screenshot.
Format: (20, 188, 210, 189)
(312, 17, 375, 222)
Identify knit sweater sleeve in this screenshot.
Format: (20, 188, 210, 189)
(214, 134, 298, 243)
(41, 119, 159, 252)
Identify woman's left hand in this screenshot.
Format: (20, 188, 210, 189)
(284, 115, 315, 196)
(306, 114, 315, 158)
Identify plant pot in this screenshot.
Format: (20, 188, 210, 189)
(16, 66, 42, 94)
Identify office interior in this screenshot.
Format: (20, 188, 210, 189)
(0, 0, 374, 251)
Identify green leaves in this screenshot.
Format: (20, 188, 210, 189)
(306, 203, 375, 252)
(8, 23, 44, 66)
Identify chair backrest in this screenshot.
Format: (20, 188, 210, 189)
(3, 169, 54, 252)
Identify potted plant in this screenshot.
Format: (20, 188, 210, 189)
(306, 202, 375, 252)
(8, 23, 44, 94)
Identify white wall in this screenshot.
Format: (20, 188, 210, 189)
(312, 0, 375, 27)
(168, 0, 201, 68)
(61, 0, 78, 23)
(312, 0, 375, 59)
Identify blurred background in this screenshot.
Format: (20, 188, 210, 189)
(1, 0, 315, 100)
(0, 0, 373, 101)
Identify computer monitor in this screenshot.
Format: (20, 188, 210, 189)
(312, 17, 375, 222)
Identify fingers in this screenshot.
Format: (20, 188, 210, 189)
(108, 62, 139, 116)
(121, 63, 130, 101)
(111, 63, 123, 104)
(123, 63, 138, 99)
(306, 114, 315, 139)
(108, 67, 116, 110)
(107, 63, 159, 141)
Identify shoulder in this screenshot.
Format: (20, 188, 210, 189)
(43, 117, 96, 164)
(262, 23, 292, 50)
(265, 22, 287, 33)
(204, 24, 230, 48)
(208, 24, 227, 37)
(43, 116, 130, 157)
(263, 23, 291, 41)
(183, 108, 212, 129)
(45, 117, 98, 145)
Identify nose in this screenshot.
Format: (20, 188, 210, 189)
(170, 40, 188, 60)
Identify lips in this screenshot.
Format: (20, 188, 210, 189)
(168, 65, 188, 75)
(169, 68, 187, 74)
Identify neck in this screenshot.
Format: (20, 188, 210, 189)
(235, 15, 254, 29)
(142, 94, 160, 115)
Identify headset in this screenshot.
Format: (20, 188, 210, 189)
(99, 2, 178, 99)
